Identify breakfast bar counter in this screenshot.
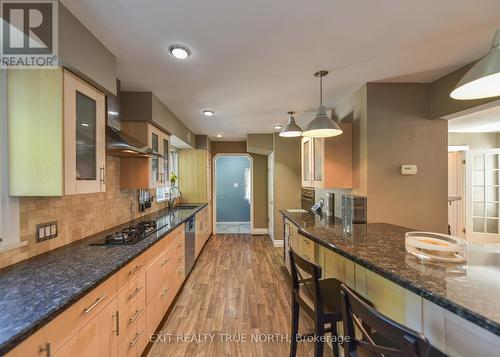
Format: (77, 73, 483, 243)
(281, 209, 500, 357)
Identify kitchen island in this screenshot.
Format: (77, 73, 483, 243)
(281, 209, 500, 357)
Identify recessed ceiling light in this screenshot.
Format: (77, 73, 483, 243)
(216, 133, 223, 138)
(203, 110, 214, 117)
(169, 44, 191, 59)
(274, 124, 283, 130)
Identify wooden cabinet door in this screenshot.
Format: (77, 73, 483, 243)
(63, 70, 106, 195)
(312, 138, 324, 188)
(54, 297, 118, 357)
(149, 127, 162, 189)
(159, 134, 170, 187)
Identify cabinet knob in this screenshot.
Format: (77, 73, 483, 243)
(39, 342, 51, 357)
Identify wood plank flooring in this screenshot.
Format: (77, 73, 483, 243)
(147, 234, 319, 357)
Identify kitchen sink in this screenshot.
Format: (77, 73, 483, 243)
(175, 205, 198, 210)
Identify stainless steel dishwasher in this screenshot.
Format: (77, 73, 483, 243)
(185, 216, 195, 274)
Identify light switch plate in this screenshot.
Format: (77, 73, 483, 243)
(36, 221, 58, 242)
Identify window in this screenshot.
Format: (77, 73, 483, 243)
(0, 70, 21, 251)
(156, 147, 179, 203)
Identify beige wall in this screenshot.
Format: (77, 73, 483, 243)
(58, 4, 116, 94)
(0, 156, 168, 269)
(211, 141, 268, 229)
(448, 132, 500, 150)
(247, 134, 273, 155)
(366, 83, 448, 233)
(273, 134, 301, 240)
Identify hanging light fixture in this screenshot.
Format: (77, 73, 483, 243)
(279, 111, 303, 137)
(302, 71, 343, 138)
(450, 28, 500, 100)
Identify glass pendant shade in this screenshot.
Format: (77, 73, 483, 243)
(451, 29, 500, 100)
(279, 111, 302, 137)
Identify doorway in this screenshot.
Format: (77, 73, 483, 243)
(214, 155, 252, 234)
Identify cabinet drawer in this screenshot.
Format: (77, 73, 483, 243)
(118, 271, 146, 342)
(146, 225, 184, 267)
(118, 313, 147, 357)
(300, 237, 315, 262)
(117, 253, 146, 288)
(145, 244, 176, 303)
(146, 281, 174, 337)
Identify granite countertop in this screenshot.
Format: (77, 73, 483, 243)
(0, 203, 207, 355)
(281, 209, 500, 337)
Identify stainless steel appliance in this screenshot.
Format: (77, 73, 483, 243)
(185, 216, 196, 274)
(301, 187, 315, 210)
(324, 192, 335, 216)
(342, 195, 367, 233)
(90, 220, 157, 245)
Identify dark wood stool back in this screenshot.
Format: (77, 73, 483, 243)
(340, 284, 431, 357)
(289, 247, 325, 316)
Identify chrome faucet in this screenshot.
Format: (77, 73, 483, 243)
(167, 186, 182, 210)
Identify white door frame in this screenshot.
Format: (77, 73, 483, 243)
(213, 154, 254, 234)
(465, 149, 500, 243)
(268, 152, 275, 242)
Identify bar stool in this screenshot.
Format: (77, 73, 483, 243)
(289, 248, 343, 357)
(340, 283, 432, 357)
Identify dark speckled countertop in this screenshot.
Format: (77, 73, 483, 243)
(281, 209, 500, 337)
(0, 203, 207, 355)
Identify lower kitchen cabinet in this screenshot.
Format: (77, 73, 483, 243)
(54, 297, 119, 357)
(195, 206, 211, 258)
(6, 215, 207, 357)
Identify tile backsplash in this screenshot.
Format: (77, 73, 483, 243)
(0, 156, 167, 269)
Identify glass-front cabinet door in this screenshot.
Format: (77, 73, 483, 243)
(64, 70, 105, 194)
(161, 137, 169, 187)
(313, 138, 324, 185)
(151, 131, 160, 188)
(302, 137, 311, 186)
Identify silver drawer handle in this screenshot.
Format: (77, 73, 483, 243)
(177, 243, 182, 248)
(113, 311, 119, 336)
(129, 307, 144, 323)
(161, 287, 169, 296)
(39, 342, 51, 357)
(83, 294, 107, 315)
(130, 330, 144, 347)
(128, 265, 142, 275)
(129, 286, 143, 299)
(161, 257, 170, 266)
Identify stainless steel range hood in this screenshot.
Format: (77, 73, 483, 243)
(106, 126, 162, 158)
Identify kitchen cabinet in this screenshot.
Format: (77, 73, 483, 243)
(301, 123, 352, 189)
(120, 122, 170, 189)
(178, 149, 213, 236)
(195, 206, 210, 258)
(54, 296, 119, 357)
(8, 68, 106, 196)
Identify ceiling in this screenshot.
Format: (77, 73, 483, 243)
(61, 0, 500, 140)
(449, 105, 500, 133)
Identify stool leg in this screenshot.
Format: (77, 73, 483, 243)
(314, 320, 325, 357)
(331, 322, 339, 357)
(290, 300, 300, 357)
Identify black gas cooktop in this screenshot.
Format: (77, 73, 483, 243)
(90, 220, 157, 245)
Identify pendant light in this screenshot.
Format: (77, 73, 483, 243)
(302, 71, 343, 138)
(279, 111, 303, 137)
(450, 28, 500, 100)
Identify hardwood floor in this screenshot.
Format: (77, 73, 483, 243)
(147, 234, 320, 357)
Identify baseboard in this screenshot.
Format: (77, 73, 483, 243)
(251, 228, 269, 235)
(272, 240, 284, 247)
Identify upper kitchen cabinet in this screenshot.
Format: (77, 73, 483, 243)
(8, 68, 106, 196)
(119, 122, 170, 189)
(301, 123, 353, 189)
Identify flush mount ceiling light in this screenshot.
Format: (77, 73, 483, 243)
(274, 124, 283, 130)
(202, 110, 214, 117)
(169, 44, 191, 59)
(216, 133, 223, 138)
(451, 28, 500, 100)
(279, 111, 302, 137)
(302, 71, 343, 138)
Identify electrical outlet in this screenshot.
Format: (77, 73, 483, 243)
(36, 221, 58, 242)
